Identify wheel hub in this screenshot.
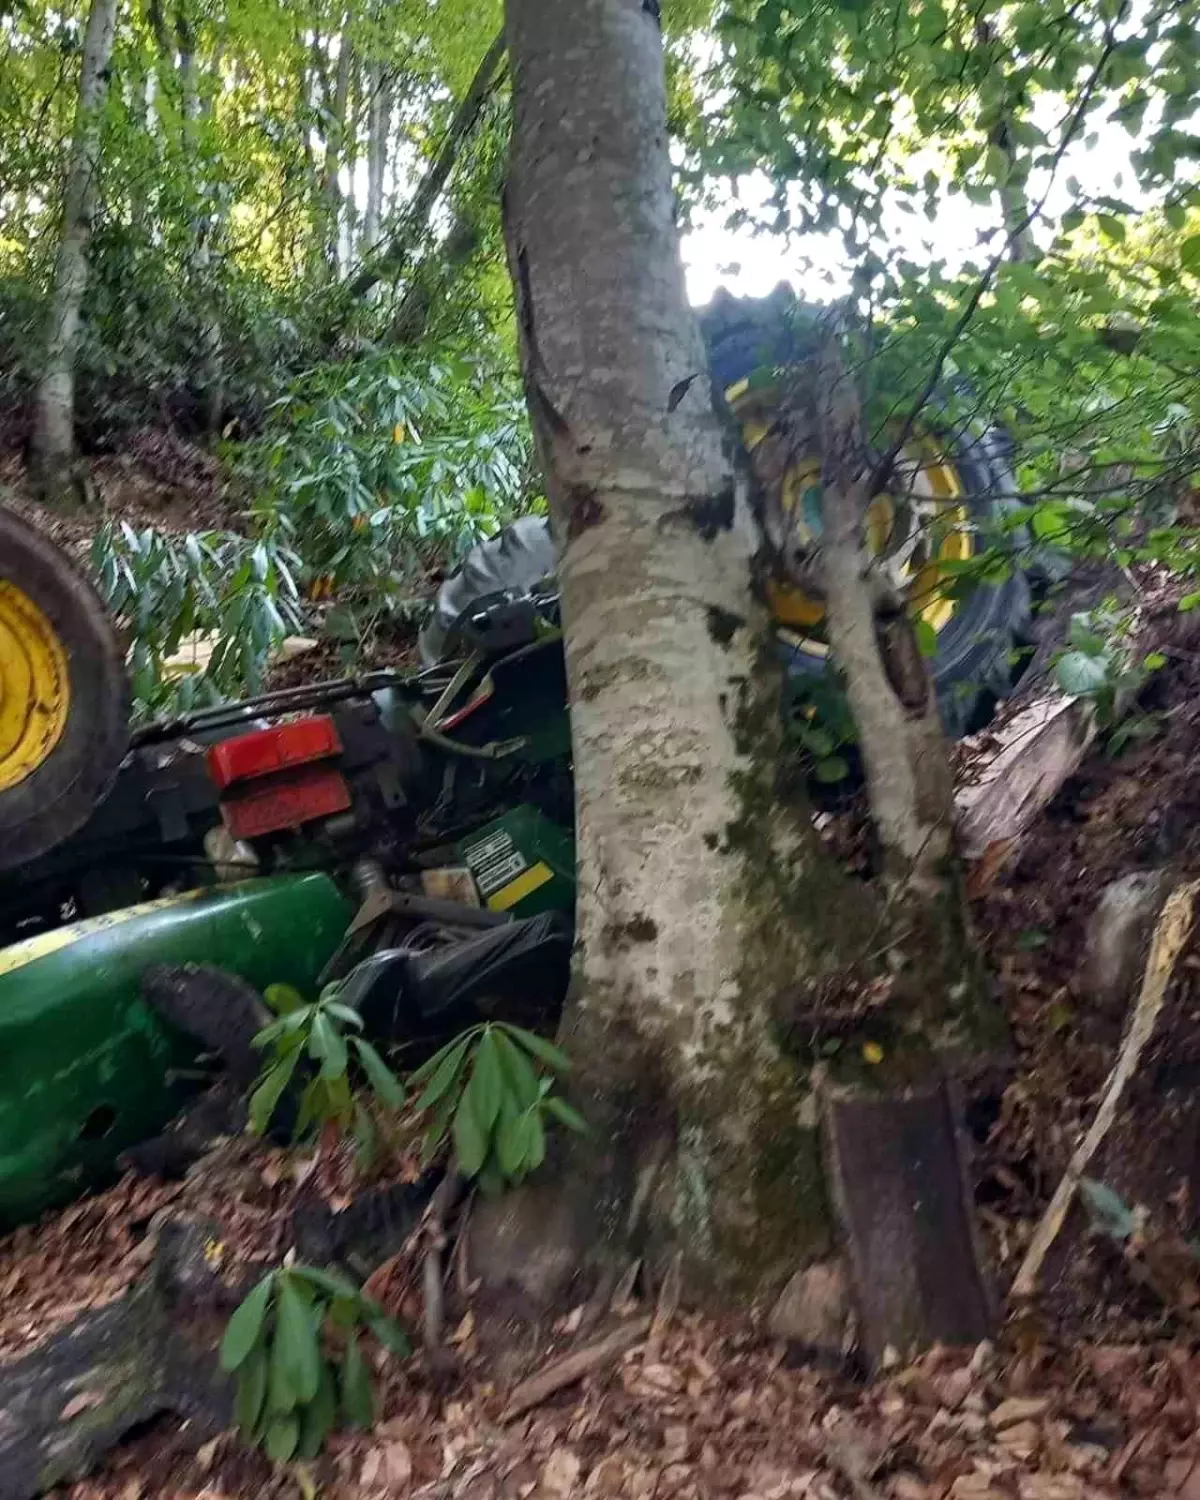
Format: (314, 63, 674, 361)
(0, 582, 70, 792)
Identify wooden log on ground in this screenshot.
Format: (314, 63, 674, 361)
(0, 1217, 234, 1500)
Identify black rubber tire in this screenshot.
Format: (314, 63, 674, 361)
(700, 287, 1031, 737)
(0, 508, 130, 870)
(426, 288, 1031, 739)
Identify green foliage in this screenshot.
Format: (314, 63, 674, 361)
(249, 983, 406, 1166)
(90, 520, 305, 718)
(243, 348, 535, 620)
(220, 1264, 410, 1459)
(408, 1022, 586, 1193)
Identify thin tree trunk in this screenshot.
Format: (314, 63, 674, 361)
(322, 23, 353, 271)
(813, 330, 989, 1033)
(29, 0, 119, 502)
(363, 59, 387, 254)
(344, 28, 505, 300)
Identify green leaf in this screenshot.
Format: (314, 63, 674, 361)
(412, 1035, 472, 1113)
(323, 1002, 364, 1029)
(1096, 213, 1126, 244)
(453, 1090, 489, 1177)
(268, 1317, 298, 1415)
(1180, 235, 1200, 274)
(366, 1312, 412, 1357)
(914, 619, 937, 658)
(1056, 649, 1110, 698)
(340, 1334, 375, 1427)
(289, 1264, 362, 1302)
(221, 1273, 275, 1372)
(297, 1363, 338, 1459)
(248, 1050, 300, 1136)
(1144, 652, 1167, 671)
(277, 1274, 322, 1404)
(465, 1029, 503, 1134)
(1079, 1177, 1137, 1241)
(499, 1024, 571, 1074)
(234, 1345, 269, 1434)
(815, 755, 850, 784)
(524, 1107, 546, 1171)
(544, 1095, 589, 1135)
(495, 1105, 531, 1178)
(353, 1037, 406, 1108)
(309, 1011, 349, 1081)
(493, 1029, 541, 1109)
(264, 1412, 300, 1463)
(264, 983, 306, 1015)
(1179, 591, 1200, 612)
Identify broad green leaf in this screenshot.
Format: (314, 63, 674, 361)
(234, 1345, 269, 1434)
(493, 1030, 541, 1109)
(353, 1037, 406, 1107)
(341, 1335, 375, 1427)
(914, 619, 937, 658)
(545, 1095, 589, 1135)
(1180, 235, 1200, 274)
(453, 1090, 489, 1177)
(323, 1002, 365, 1029)
(1179, 591, 1200, 612)
(297, 1364, 338, 1459)
(412, 1035, 472, 1113)
(264, 1412, 300, 1463)
(264, 983, 307, 1015)
(268, 1314, 298, 1415)
(499, 1024, 571, 1074)
(1055, 649, 1110, 698)
(290, 1264, 362, 1302)
(420, 1088, 459, 1165)
(309, 1012, 349, 1080)
(524, 1107, 546, 1171)
(496, 1105, 531, 1178)
(221, 1273, 275, 1371)
(366, 1312, 412, 1357)
(465, 1029, 503, 1133)
(248, 1050, 300, 1136)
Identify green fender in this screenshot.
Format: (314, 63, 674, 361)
(0, 873, 352, 1227)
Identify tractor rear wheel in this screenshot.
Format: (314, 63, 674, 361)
(0, 507, 129, 869)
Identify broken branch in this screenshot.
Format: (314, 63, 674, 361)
(1010, 880, 1199, 1300)
(500, 1315, 651, 1422)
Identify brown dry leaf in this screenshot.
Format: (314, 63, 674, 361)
(990, 1396, 1049, 1429)
(540, 1447, 582, 1497)
(60, 1390, 106, 1421)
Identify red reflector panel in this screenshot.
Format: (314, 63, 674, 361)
(220, 766, 351, 840)
(206, 715, 342, 790)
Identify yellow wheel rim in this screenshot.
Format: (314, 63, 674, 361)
(0, 582, 70, 792)
(727, 381, 975, 658)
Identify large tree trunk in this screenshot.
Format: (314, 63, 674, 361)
(497, 0, 998, 1338)
(362, 59, 388, 255)
(29, 0, 119, 502)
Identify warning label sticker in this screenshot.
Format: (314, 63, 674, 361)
(462, 829, 529, 898)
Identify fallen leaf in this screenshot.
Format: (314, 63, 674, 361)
(540, 1447, 582, 1497)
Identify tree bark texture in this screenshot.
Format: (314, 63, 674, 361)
(29, 0, 118, 500)
(812, 333, 989, 1041)
(502, 0, 880, 1299)
(363, 59, 388, 255)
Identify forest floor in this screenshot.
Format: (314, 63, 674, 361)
(4, 450, 1200, 1500)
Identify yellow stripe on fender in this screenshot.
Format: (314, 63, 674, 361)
(0, 889, 208, 978)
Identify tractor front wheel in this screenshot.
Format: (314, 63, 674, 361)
(0, 507, 129, 869)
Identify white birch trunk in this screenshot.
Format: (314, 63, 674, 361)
(29, 0, 119, 499)
(501, 0, 866, 1293)
(363, 61, 387, 255)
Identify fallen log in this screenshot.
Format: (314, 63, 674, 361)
(0, 1217, 234, 1500)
